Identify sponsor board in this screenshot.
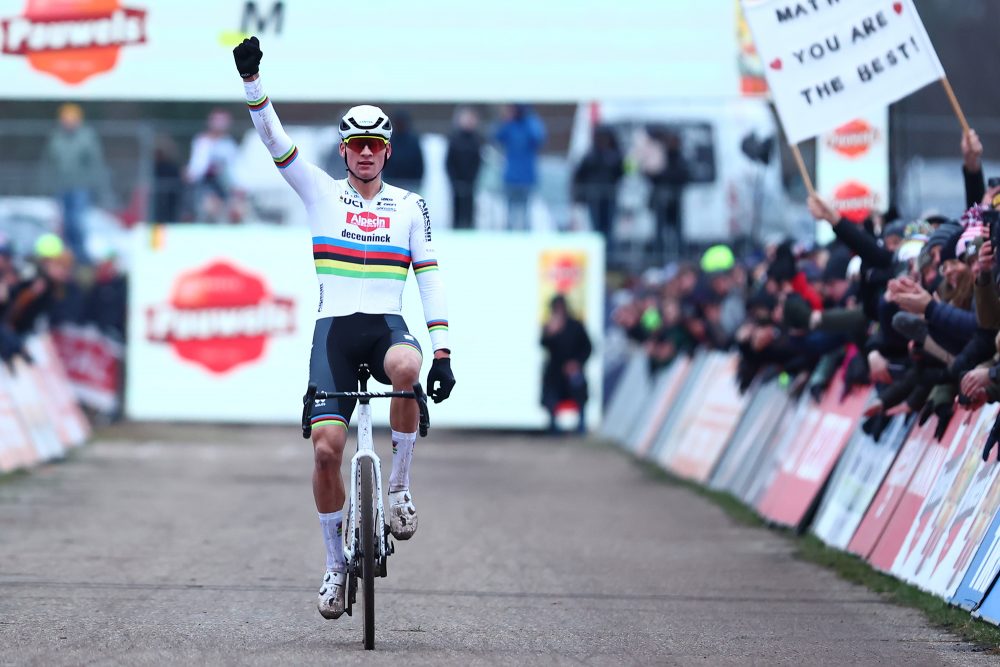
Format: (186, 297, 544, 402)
(867, 414, 964, 573)
(710, 381, 790, 494)
(954, 510, 1000, 611)
(128, 224, 604, 428)
(755, 371, 870, 528)
(848, 419, 935, 558)
(663, 353, 747, 483)
(24, 335, 90, 447)
(632, 357, 691, 458)
(51, 323, 123, 414)
(811, 415, 910, 550)
(0, 366, 36, 472)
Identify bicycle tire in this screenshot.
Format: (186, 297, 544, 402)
(360, 457, 376, 650)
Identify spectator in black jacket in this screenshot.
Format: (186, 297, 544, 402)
(572, 124, 624, 248)
(445, 107, 483, 230)
(541, 294, 593, 434)
(382, 109, 424, 194)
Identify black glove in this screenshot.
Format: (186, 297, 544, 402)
(782, 293, 813, 330)
(983, 413, 1000, 461)
(426, 357, 455, 403)
(233, 36, 263, 79)
(769, 240, 797, 283)
(842, 352, 870, 399)
(932, 401, 954, 441)
(862, 412, 891, 442)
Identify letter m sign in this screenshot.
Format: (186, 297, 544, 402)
(242, 1, 284, 34)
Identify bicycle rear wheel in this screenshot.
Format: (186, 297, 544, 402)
(360, 457, 376, 650)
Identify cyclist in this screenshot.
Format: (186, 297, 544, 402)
(232, 37, 456, 620)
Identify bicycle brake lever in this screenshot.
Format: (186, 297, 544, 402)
(413, 382, 430, 437)
(302, 383, 317, 439)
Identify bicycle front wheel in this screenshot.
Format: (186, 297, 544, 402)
(360, 457, 376, 650)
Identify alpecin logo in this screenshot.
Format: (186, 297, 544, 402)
(346, 211, 390, 233)
(1, 0, 148, 85)
(145, 261, 295, 374)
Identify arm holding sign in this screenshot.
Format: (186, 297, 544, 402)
(962, 129, 986, 208)
(808, 194, 894, 269)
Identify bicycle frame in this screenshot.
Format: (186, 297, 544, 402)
(343, 401, 386, 567)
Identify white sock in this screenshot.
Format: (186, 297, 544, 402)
(389, 429, 416, 492)
(318, 511, 345, 573)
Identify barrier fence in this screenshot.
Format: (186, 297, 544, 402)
(0, 332, 90, 474)
(601, 347, 1000, 626)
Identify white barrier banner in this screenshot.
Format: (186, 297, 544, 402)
(127, 224, 604, 428)
(0, 0, 739, 102)
(742, 0, 943, 143)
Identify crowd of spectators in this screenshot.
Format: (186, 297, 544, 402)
(607, 129, 1000, 459)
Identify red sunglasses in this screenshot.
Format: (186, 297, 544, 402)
(343, 136, 388, 154)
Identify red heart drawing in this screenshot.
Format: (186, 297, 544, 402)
(893, 2, 903, 14)
(770, 58, 782, 71)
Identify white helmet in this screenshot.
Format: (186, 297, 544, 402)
(339, 105, 393, 141)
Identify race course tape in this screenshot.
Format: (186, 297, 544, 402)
(602, 348, 1000, 623)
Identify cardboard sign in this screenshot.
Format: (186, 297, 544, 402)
(742, 0, 943, 142)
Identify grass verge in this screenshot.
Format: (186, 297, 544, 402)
(631, 452, 1000, 653)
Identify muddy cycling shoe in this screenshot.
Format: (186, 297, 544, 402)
(389, 489, 418, 540)
(317, 570, 347, 619)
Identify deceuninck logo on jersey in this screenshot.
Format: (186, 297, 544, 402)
(145, 261, 295, 374)
(346, 211, 391, 233)
(1, 0, 148, 85)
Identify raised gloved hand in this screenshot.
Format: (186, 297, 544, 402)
(861, 412, 891, 443)
(426, 357, 455, 403)
(233, 36, 263, 79)
(919, 384, 956, 441)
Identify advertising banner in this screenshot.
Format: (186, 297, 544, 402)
(0, 368, 36, 472)
(867, 414, 964, 572)
(51, 323, 123, 415)
(896, 407, 1000, 596)
(755, 372, 870, 528)
(0, 0, 739, 102)
(889, 412, 982, 584)
(816, 111, 890, 245)
(710, 380, 789, 494)
(741, 0, 944, 143)
(651, 352, 711, 464)
(954, 511, 1000, 611)
(3, 358, 63, 462)
(25, 335, 90, 447)
(848, 418, 935, 558)
(812, 415, 910, 550)
(127, 225, 604, 428)
(663, 353, 747, 483)
(600, 351, 647, 443)
(632, 357, 691, 458)
(742, 393, 818, 506)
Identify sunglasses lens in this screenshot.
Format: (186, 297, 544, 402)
(345, 137, 386, 153)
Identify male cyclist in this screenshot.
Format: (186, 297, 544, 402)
(232, 37, 456, 620)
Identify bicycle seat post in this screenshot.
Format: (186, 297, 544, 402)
(357, 364, 371, 396)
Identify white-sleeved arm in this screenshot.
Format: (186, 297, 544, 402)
(409, 197, 450, 352)
(242, 77, 324, 205)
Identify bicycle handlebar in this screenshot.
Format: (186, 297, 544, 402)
(301, 382, 430, 439)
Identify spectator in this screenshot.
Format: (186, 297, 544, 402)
(151, 134, 184, 223)
(85, 252, 128, 340)
(185, 109, 244, 223)
(572, 124, 624, 249)
(445, 107, 483, 230)
(5, 234, 75, 337)
(495, 104, 546, 231)
(382, 109, 424, 193)
(541, 294, 592, 434)
(639, 127, 690, 262)
(39, 103, 111, 266)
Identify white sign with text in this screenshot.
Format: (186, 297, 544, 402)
(742, 0, 943, 143)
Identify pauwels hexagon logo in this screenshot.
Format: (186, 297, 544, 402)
(146, 261, 295, 374)
(1, 0, 148, 85)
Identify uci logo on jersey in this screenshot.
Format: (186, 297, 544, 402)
(340, 193, 363, 208)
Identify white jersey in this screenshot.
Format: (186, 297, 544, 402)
(243, 77, 449, 351)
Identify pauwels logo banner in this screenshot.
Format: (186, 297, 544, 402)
(741, 0, 943, 143)
(2, 0, 147, 85)
(817, 112, 889, 227)
(145, 261, 295, 374)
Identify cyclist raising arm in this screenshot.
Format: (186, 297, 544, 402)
(232, 36, 456, 620)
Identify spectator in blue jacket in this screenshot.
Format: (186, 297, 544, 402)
(495, 104, 546, 231)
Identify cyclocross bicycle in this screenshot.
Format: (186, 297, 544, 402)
(301, 364, 430, 650)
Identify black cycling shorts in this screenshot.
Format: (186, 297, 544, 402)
(308, 313, 422, 430)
